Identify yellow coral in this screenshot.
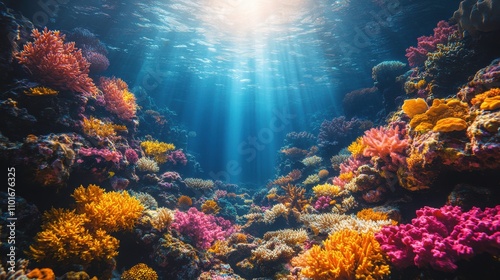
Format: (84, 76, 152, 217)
(121, 263, 158, 280)
(73, 184, 144, 232)
(312, 183, 341, 198)
(402, 98, 428, 118)
(292, 229, 390, 280)
(201, 199, 221, 214)
(357, 208, 390, 222)
(29, 208, 119, 264)
(433, 117, 468, 132)
(347, 137, 366, 158)
(338, 171, 354, 182)
(471, 88, 500, 106)
(82, 116, 126, 138)
(409, 98, 468, 132)
(480, 95, 500, 111)
(140, 140, 175, 164)
(25, 86, 58, 96)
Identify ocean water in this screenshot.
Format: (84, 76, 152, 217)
(1, 0, 500, 279)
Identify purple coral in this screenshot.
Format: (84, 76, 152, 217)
(167, 149, 188, 165)
(172, 207, 234, 250)
(317, 116, 369, 157)
(375, 205, 500, 272)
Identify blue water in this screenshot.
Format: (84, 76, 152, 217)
(4, 0, 457, 184)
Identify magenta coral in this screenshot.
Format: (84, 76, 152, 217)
(172, 207, 233, 250)
(405, 21, 459, 67)
(16, 28, 98, 96)
(124, 148, 139, 164)
(167, 149, 188, 165)
(375, 205, 500, 272)
(79, 147, 122, 164)
(362, 125, 408, 167)
(314, 196, 332, 210)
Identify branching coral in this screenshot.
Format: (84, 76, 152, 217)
(24, 86, 59, 96)
(16, 28, 98, 96)
(99, 77, 137, 120)
(140, 140, 175, 164)
(277, 184, 309, 212)
(362, 125, 408, 166)
(292, 229, 390, 280)
(29, 208, 119, 264)
(201, 200, 221, 214)
(72, 184, 145, 232)
(136, 157, 160, 173)
(82, 116, 125, 138)
(312, 183, 341, 198)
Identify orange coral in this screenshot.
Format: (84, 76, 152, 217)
(99, 77, 137, 120)
(141, 140, 176, 164)
(120, 263, 158, 280)
(471, 88, 500, 106)
(73, 185, 144, 232)
(277, 184, 309, 212)
(317, 169, 329, 179)
(480, 96, 500, 111)
(82, 116, 120, 138)
(347, 137, 366, 158)
(29, 208, 119, 264)
(291, 229, 390, 280)
(357, 208, 391, 222)
(26, 268, 56, 280)
(178, 195, 193, 208)
(16, 28, 97, 96)
(201, 200, 221, 214)
(402, 98, 428, 118)
(409, 98, 469, 132)
(433, 117, 467, 132)
(24, 86, 58, 96)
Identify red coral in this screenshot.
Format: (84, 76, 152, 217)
(16, 28, 98, 96)
(99, 77, 137, 120)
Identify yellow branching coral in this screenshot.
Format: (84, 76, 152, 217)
(25, 86, 59, 96)
(140, 140, 175, 164)
(312, 183, 341, 198)
(201, 199, 221, 214)
(121, 263, 158, 280)
(29, 208, 119, 264)
(291, 229, 390, 280)
(347, 137, 366, 157)
(82, 116, 125, 138)
(409, 98, 469, 132)
(402, 98, 428, 118)
(72, 184, 144, 232)
(433, 117, 467, 132)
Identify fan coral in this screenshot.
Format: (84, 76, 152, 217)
(24, 86, 59, 96)
(140, 140, 175, 164)
(402, 98, 428, 118)
(362, 126, 408, 166)
(172, 207, 234, 250)
(292, 229, 390, 280)
(99, 77, 137, 120)
(17, 28, 98, 96)
(29, 208, 119, 264)
(375, 205, 500, 272)
(121, 263, 158, 280)
(72, 184, 144, 232)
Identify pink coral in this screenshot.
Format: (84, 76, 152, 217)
(16, 28, 98, 96)
(362, 125, 408, 166)
(375, 205, 500, 272)
(124, 148, 139, 164)
(79, 147, 122, 164)
(405, 21, 459, 67)
(167, 149, 188, 165)
(314, 196, 332, 210)
(172, 207, 234, 249)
